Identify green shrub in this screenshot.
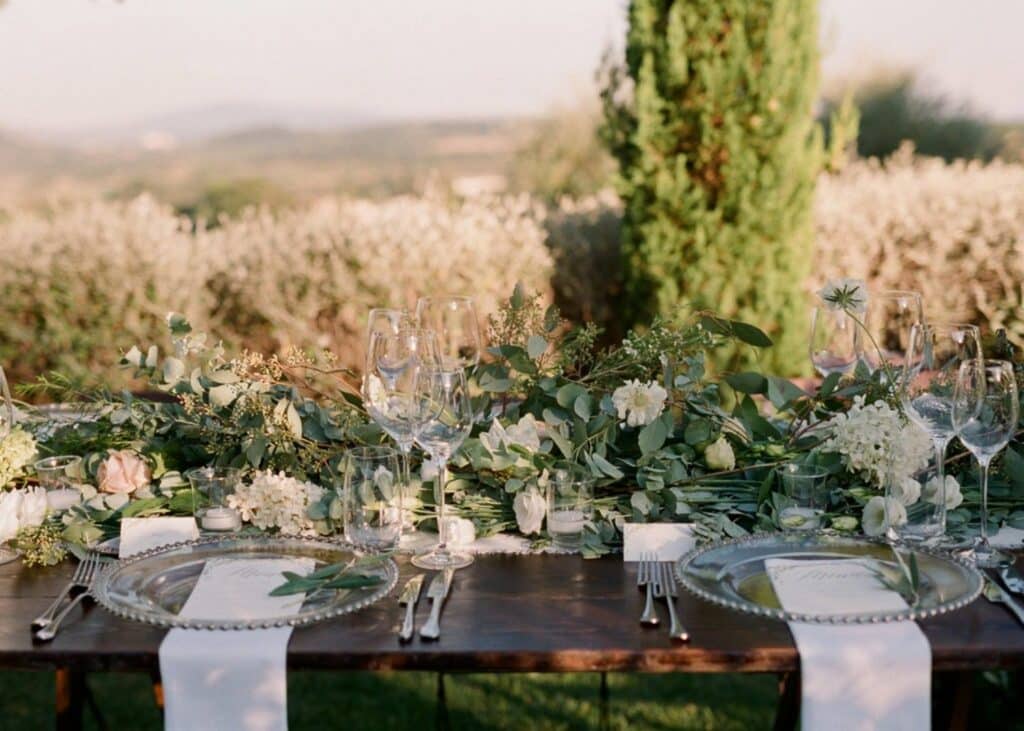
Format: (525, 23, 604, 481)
(602, 0, 821, 375)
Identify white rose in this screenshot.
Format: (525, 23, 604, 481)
(922, 475, 963, 510)
(505, 414, 542, 452)
(441, 516, 476, 546)
(862, 496, 907, 537)
(513, 489, 546, 535)
(0, 491, 24, 543)
(122, 346, 143, 367)
(612, 380, 668, 427)
(890, 477, 922, 506)
(97, 450, 151, 494)
(20, 487, 49, 527)
(704, 437, 736, 471)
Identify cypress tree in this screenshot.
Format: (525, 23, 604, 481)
(602, 0, 821, 374)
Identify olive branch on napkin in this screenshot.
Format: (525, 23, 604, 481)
(270, 555, 387, 597)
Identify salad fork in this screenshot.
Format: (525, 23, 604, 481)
(652, 561, 689, 642)
(637, 552, 659, 626)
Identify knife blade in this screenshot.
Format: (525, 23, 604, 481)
(397, 574, 425, 642)
(999, 566, 1024, 596)
(984, 574, 1024, 626)
(419, 568, 454, 640)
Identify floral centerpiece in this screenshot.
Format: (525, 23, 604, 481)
(4, 283, 1023, 565)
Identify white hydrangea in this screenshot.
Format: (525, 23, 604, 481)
(821, 396, 931, 488)
(228, 471, 324, 536)
(0, 429, 37, 488)
(612, 380, 668, 428)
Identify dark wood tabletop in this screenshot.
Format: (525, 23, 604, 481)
(1, 554, 1022, 675)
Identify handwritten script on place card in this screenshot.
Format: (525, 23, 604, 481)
(178, 557, 316, 620)
(766, 558, 908, 615)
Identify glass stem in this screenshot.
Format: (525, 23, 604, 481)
(399, 442, 412, 529)
(436, 457, 448, 556)
(978, 458, 991, 550)
(934, 438, 950, 530)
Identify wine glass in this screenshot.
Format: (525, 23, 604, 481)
(0, 366, 12, 440)
(953, 360, 1019, 567)
(900, 322, 982, 539)
(366, 308, 412, 367)
(362, 329, 439, 532)
(415, 296, 481, 370)
(809, 306, 858, 378)
(858, 290, 923, 375)
(411, 365, 475, 570)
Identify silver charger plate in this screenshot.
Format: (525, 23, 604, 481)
(676, 532, 983, 624)
(92, 535, 398, 630)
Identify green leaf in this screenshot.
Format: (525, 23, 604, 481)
(510, 283, 526, 309)
(526, 335, 548, 359)
(818, 372, 842, 398)
(246, 437, 268, 467)
(698, 314, 731, 336)
(730, 321, 773, 348)
(725, 372, 767, 394)
(766, 377, 806, 409)
(638, 418, 668, 456)
(478, 373, 513, 393)
(556, 384, 587, 409)
(683, 418, 712, 446)
(573, 394, 593, 421)
(589, 453, 624, 480)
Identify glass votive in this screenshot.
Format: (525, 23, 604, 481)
(34, 455, 84, 511)
(186, 466, 242, 532)
(343, 446, 401, 551)
(546, 469, 594, 551)
(776, 463, 830, 531)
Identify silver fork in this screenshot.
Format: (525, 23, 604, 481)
(34, 553, 103, 642)
(32, 552, 97, 630)
(638, 552, 659, 626)
(652, 561, 689, 642)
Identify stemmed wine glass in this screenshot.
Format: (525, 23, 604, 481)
(411, 365, 475, 570)
(900, 322, 982, 539)
(858, 290, 923, 376)
(415, 296, 481, 370)
(366, 308, 412, 366)
(953, 360, 1019, 567)
(809, 305, 858, 378)
(362, 329, 439, 533)
(0, 366, 12, 440)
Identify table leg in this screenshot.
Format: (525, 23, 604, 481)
(55, 667, 85, 731)
(599, 672, 610, 731)
(772, 671, 800, 731)
(436, 672, 450, 731)
(933, 671, 973, 731)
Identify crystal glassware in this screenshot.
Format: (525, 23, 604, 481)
(362, 328, 439, 532)
(34, 455, 83, 511)
(342, 445, 402, 551)
(186, 467, 243, 532)
(953, 360, 1019, 567)
(411, 365, 475, 570)
(366, 307, 412, 344)
(858, 290, 923, 376)
(900, 322, 982, 540)
(775, 463, 829, 531)
(546, 468, 593, 551)
(809, 305, 858, 378)
(415, 296, 481, 370)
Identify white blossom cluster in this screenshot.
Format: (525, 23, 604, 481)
(611, 380, 668, 428)
(228, 471, 324, 536)
(0, 430, 37, 489)
(821, 396, 932, 488)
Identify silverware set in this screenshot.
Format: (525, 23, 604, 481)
(396, 567, 453, 642)
(982, 566, 1024, 626)
(32, 551, 104, 642)
(637, 552, 689, 642)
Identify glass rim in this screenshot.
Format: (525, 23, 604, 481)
(872, 289, 923, 300)
(184, 466, 242, 480)
(417, 295, 474, 306)
(34, 455, 82, 471)
(344, 445, 398, 460)
(914, 321, 980, 334)
(775, 463, 829, 479)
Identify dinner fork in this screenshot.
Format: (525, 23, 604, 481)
(32, 551, 99, 630)
(637, 552, 659, 626)
(34, 553, 103, 642)
(652, 561, 689, 642)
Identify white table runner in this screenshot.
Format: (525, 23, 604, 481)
(766, 558, 931, 731)
(119, 521, 311, 731)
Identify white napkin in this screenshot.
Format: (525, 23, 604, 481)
(119, 521, 311, 731)
(622, 523, 697, 561)
(990, 526, 1024, 548)
(766, 558, 931, 731)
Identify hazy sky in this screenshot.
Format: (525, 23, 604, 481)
(0, 0, 1021, 133)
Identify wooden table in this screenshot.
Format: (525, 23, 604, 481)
(1, 554, 1021, 728)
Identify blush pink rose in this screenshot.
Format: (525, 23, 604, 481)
(96, 450, 151, 495)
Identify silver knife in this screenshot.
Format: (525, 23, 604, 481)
(419, 568, 454, 641)
(397, 574, 425, 642)
(984, 574, 1024, 626)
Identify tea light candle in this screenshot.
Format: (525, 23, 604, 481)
(548, 509, 587, 535)
(46, 488, 82, 512)
(200, 507, 240, 532)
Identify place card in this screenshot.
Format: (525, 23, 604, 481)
(991, 526, 1024, 548)
(622, 522, 696, 561)
(119, 517, 199, 558)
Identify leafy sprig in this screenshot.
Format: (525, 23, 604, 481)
(269, 555, 387, 597)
